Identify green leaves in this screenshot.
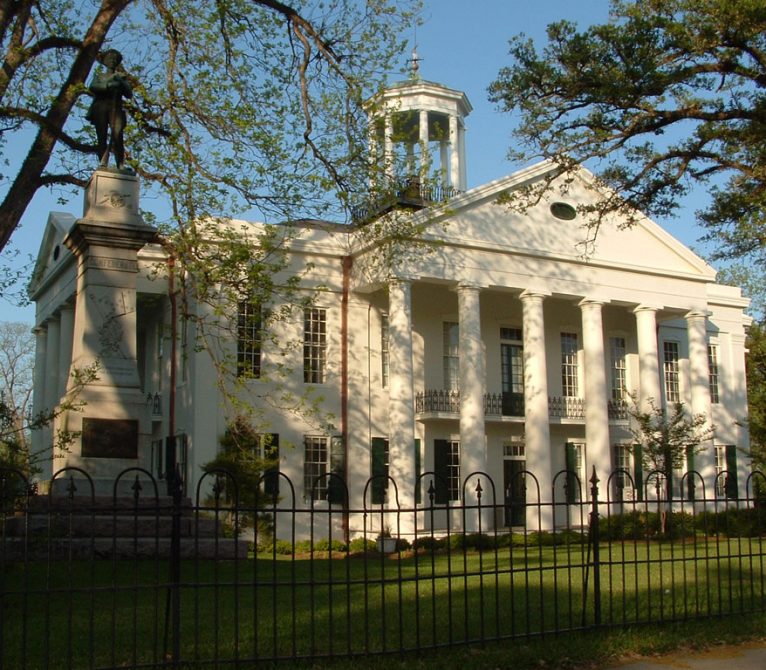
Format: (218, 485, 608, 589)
(489, 0, 766, 258)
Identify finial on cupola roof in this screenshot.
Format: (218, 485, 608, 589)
(408, 46, 422, 79)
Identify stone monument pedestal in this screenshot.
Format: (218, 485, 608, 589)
(54, 168, 158, 494)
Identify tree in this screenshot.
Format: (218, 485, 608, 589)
(489, 0, 766, 259)
(202, 415, 280, 535)
(0, 321, 35, 457)
(628, 396, 711, 496)
(0, 0, 418, 252)
(745, 321, 766, 471)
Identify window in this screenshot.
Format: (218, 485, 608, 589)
(715, 445, 738, 499)
(662, 341, 680, 402)
(613, 444, 631, 495)
(443, 322, 459, 391)
(304, 436, 328, 501)
(501, 327, 524, 416)
(303, 308, 327, 384)
(609, 337, 627, 400)
(565, 442, 584, 503)
(381, 314, 389, 388)
(257, 434, 280, 496)
(561, 333, 579, 397)
(434, 439, 460, 503)
(237, 301, 261, 378)
(371, 437, 389, 504)
(708, 344, 720, 404)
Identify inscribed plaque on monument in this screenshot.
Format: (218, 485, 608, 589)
(81, 418, 138, 458)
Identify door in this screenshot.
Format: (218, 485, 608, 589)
(504, 458, 526, 527)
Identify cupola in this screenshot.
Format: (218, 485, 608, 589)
(361, 50, 472, 219)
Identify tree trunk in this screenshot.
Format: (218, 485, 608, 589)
(0, 0, 133, 252)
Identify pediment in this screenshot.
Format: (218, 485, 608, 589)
(421, 162, 714, 281)
(28, 212, 77, 297)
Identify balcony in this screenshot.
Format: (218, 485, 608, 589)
(415, 390, 629, 423)
(416, 390, 599, 422)
(351, 177, 461, 224)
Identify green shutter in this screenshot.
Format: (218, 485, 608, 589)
(414, 438, 422, 504)
(262, 434, 280, 497)
(685, 445, 695, 501)
(725, 445, 739, 499)
(565, 443, 577, 504)
(327, 436, 346, 504)
(634, 445, 644, 502)
(371, 437, 387, 505)
(434, 439, 449, 505)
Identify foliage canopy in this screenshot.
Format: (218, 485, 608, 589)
(489, 0, 766, 259)
(0, 0, 418, 251)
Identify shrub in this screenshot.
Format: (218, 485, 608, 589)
(349, 537, 376, 553)
(411, 536, 442, 552)
(313, 538, 347, 553)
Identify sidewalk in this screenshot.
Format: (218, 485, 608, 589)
(604, 641, 766, 670)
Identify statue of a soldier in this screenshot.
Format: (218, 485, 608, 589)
(86, 49, 132, 170)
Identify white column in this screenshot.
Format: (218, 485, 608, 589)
(388, 278, 416, 517)
(439, 140, 449, 187)
(686, 310, 713, 493)
(419, 109, 429, 178)
(59, 304, 75, 398)
(31, 326, 48, 474)
(458, 124, 467, 190)
(384, 113, 394, 180)
(634, 306, 661, 410)
(580, 299, 610, 498)
(43, 317, 60, 465)
(456, 282, 488, 529)
(449, 115, 459, 188)
(521, 290, 552, 527)
(44, 318, 61, 412)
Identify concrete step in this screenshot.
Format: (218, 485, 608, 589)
(26, 495, 196, 515)
(1, 536, 249, 560)
(3, 514, 227, 538)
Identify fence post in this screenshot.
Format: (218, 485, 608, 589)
(166, 463, 183, 666)
(589, 466, 601, 626)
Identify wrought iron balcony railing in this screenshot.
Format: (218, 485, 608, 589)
(415, 390, 630, 422)
(351, 177, 461, 224)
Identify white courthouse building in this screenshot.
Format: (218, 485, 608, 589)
(29, 75, 752, 534)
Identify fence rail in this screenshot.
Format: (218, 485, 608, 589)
(1, 465, 765, 669)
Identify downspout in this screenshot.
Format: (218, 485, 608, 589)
(341, 255, 352, 544)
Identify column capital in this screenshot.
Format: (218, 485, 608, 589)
(454, 280, 485, 293)
(520, 289, 551, 302)
(578, 297, 607, 310)
(633, 304, 661, 315)
(685, 309, 711, 321)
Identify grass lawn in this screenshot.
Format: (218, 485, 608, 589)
(1, 538, 764, 669)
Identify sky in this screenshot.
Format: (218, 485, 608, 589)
(2, 0, 716, 325)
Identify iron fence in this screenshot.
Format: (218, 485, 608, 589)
(1, 465, 765, 669)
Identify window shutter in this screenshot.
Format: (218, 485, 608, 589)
(434, 439, 449, 505)
(685, 445, 695, 501)
(414, 438, 422, 504)
(263, 433, 279, 496)
(634, 445, 644, 502)
(725, 445, 738, 499)
(327, 436, 346, 504)
(371, 437, 387, 505)
(565, 442, 577, 504)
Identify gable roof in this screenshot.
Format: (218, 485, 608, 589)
(415, 161, 715, 282)
(28, 212, 77, 298)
